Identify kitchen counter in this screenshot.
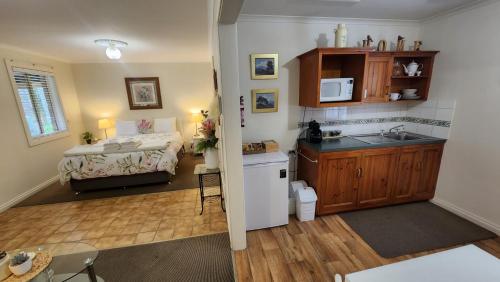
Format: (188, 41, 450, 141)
(299, 134, 446, 153)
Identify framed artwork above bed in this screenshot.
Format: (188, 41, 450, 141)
(125, 77, 162, 110)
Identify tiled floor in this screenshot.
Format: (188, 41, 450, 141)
(0, 187, 227, 252)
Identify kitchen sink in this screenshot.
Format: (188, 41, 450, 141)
(350, 132, 427, 144)
(385, 132, 422, 141)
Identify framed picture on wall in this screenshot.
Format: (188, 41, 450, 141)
(125, 77, 162, 110)
(250, 53, 278, 80)
(252, 88, 279, 113)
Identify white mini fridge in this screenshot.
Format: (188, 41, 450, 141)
(243, 151, 289, 231)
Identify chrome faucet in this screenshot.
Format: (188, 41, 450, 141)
(389, 124, 405, 134)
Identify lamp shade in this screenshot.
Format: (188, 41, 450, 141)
(191, 113, 203, 123)
(98, 118, 112, 129)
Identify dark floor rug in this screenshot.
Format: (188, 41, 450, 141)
(93, 233, 234, 282)
(339, 201, 496, 258)
(14, 154, 205, 207)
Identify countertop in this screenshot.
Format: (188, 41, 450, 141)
(299, 134, 446, 153)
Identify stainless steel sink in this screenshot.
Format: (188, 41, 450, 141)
(385, 132, 422, 141)
(350, 132, 427, 144)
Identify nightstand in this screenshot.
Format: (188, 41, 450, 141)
(192, 135, 204, 155)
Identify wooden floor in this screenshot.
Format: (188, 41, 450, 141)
(234, 215, 500, 282)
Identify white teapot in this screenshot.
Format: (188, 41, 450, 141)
(402, 60, 423, 76)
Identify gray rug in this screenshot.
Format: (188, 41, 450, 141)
(93, 233, 234, 282)
(339, 202, 496, 258)
(15, 154, 207, 207)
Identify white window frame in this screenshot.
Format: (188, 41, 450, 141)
(5, 59, 70, 147)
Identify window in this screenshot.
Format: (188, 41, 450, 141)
(6, 60, 69, 146)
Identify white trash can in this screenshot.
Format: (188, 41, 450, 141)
(289, 180, 307, 215)
(296, 187, 318, 222)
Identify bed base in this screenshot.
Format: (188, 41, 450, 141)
(70, 145, 185, 193)
(70, 171, 172, 193)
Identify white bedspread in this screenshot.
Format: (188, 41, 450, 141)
(58, 132, 183, 183)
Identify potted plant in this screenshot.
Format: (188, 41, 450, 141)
(196, 113, 219, 169)
(81, 131, 94, 144)
(9, 252, 32, 276)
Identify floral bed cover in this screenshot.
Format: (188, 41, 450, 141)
(58, 132, 183, 184)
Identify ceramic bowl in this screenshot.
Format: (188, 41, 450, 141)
(8, 257, 32, 276)
(401, 89, 418, 95)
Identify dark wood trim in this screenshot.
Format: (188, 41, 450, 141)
(125, 77, 163, 110)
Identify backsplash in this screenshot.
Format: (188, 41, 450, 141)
(299, 98, 456, 139)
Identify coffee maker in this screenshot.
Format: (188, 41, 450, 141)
(306, 120, 322, 143)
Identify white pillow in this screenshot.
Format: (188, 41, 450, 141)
(154, 118, 177, 133)
(115, 120, 138, 136)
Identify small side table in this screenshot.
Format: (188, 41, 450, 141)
(194, 164, 225, 215)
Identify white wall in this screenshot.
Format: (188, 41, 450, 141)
(421, 2, 500, 234)
(0, 46, 84, 210)
(237, 15, 421, 151)
(71, 63, 214, 147)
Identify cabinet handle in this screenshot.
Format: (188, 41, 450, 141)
(357, 168, 363, 178)
(417, 161, 423, 171)
(364, 89, 368, 99)
(298, 151, 318, 164)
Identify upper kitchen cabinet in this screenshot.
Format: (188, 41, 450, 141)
(388, 51, 439, 102)
(297, 48, 369, 108)
(363, 53, 393, 103)
(297, 48, 439, 107)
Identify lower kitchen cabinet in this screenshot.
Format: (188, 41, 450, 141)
(319, 151, 361, 214)
(414, 144, 444, 200)
(298, 143, 444, 215)
(358, 148, 399, 208)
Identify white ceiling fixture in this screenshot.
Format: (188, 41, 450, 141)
(94, 39, 128, 60)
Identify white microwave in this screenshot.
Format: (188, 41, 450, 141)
(320, 78, 354, 102)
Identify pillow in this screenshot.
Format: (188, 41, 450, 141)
(115, 120, 138, 136)
(137, 119, 153, 134)
(154, 117, 177, 133)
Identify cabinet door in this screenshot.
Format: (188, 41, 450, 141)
(414, 144, 444, 200)
(363, 56, 392, 103)
(358, 148, 399, 208)
(393, 147, 420, 203)
(319, 152, 361, 214)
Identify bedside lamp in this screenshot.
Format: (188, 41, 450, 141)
(192, 113, 203, 136)
(98, 118, 112, 139)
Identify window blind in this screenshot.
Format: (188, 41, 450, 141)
(12, 67, 67, 138)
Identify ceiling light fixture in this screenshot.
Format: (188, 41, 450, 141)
(94, 39, 128, 60)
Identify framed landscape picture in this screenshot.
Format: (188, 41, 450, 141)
(252, 88, 279, 113)
(250, 53, 278, 80)
(125, 77, 162, 110)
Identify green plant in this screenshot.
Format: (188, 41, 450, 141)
(10, 252, 29, 266)
(81, 131, 94, 142)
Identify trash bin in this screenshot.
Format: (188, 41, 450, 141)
(289, 180, 307, 215)
(296, 187, 318, 222)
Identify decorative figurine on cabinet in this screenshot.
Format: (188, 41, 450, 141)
(396, 35, 405, 51)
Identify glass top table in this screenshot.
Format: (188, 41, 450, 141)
(9, 242, 102, 282)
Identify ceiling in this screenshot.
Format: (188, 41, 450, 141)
(0, 0, 211, 63)
(241, 0, 480, 20)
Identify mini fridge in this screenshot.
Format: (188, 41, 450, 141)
(243, 151, 289, 230)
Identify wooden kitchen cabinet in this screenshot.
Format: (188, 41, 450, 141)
(297, 49, 439, 107)
(319, 151, 361, 214)
(363, 55, 392, 103)
(358, 148, 399, 208)
(413, 144, 444, 200)
(298, 142, 444, 216)
(393, 146, 421, 203)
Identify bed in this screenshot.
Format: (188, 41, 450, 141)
(58, 120, 185, 192)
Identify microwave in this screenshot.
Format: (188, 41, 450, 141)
(320, 78, 354, 102)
